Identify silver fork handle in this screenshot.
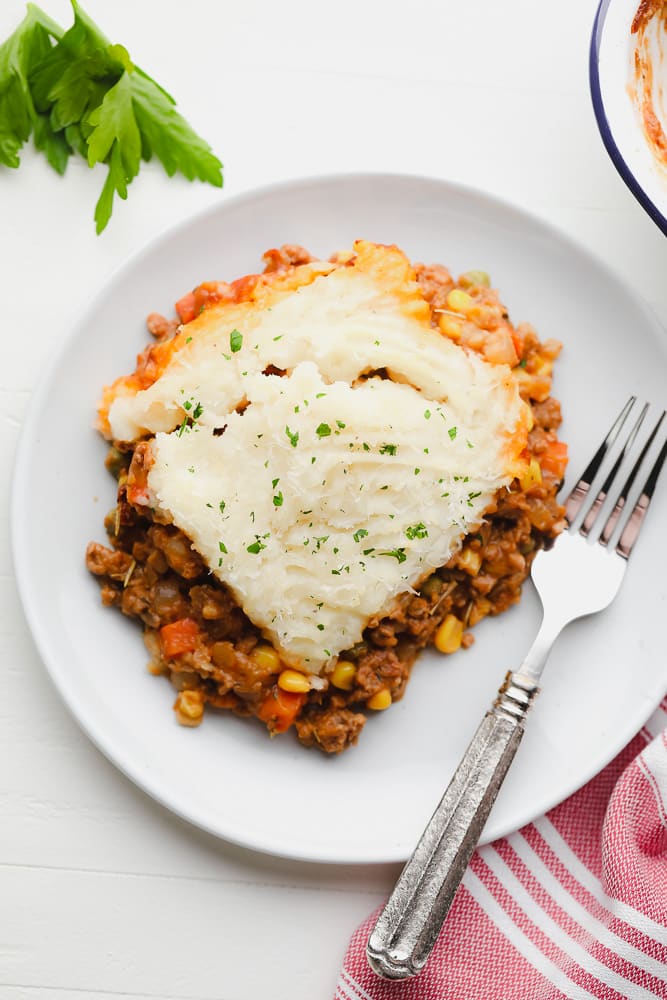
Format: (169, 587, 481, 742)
(366, 671, 539, 980)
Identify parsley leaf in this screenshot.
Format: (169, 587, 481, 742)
(229, 328, 242, 353)
(130, 67, 222, 185)
(0, 5, 63, 170)
(316, 422, 332, 438)
(87, 72, 141, 232)
(0, 1, 223, 232)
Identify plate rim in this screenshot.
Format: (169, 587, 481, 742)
(589, 0, 667, 236)
(10, 170, 667, 864)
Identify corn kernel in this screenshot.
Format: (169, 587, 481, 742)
(278, 669, 311, 693)
(468, 597, 493, 626)
(331, 660, 357, 691)
(438, 313, 462, 340)
(459, 269, 491, 288)
(446, 288, 474, 314)
(367, 688, 392, 711)
(251, 644, 281, 673)
(174, 688, 205, 726)
(520, 457, 542, 491)
(458, 546, 482, 576)
(434, 615, 464, 654)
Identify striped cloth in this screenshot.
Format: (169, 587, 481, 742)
(336, 700, 667, 1000)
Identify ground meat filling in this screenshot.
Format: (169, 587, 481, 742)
(87, 247, 567, 753)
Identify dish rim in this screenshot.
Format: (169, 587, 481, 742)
(589, 0, 667, 236)
(10, 170, 667, 864)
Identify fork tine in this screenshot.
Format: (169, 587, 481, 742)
(600, 410, 665, 548)
(564, 396, 635, 526)
(614, 415, 667, 559)
(580, 404, 648, 538)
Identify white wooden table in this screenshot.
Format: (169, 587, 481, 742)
(2, 1, 666, 997)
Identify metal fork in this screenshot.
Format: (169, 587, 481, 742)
(367, 396, 667, 981)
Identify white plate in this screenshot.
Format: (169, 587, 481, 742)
(12, 173, 667, 864)
(591, 0, 667, 233)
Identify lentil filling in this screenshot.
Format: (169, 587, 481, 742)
(86, 245, 567, 753)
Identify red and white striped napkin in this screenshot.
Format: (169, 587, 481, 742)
(336, 699, 667, 1000)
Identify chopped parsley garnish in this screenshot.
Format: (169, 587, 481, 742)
(336, 420, 346, 429)
(316, 422, 332, 438)
(414, 468, 421, 475)
(229, 328, 243, 352)
(362, 442, 371, 452)
(379, 548, 407, 564)
(272, 478, 280, 489)
(424, 409, 431, 419)
(285, 425, 299, 447)
(317, 624, 325, 631)
(448, 427, 457, 440)
(273, 491, 284, 507)
(353, 528, 369, 543)
(246, 535, 267, 554)
(219, 500, 226, 514)
(405, 522, 428, 540)
(379, 443, 397, 455)
(218, 541, 228, 554)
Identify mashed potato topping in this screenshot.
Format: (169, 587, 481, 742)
(101, 242, 530, 673)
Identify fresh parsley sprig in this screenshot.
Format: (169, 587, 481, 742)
(0, 1, 223, 232)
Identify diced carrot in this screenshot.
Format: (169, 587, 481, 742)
(540, 439, 569, 480)
(257, 687, 307, 734)
(160, 618, 199, 657)
(175, 291, 197, 324)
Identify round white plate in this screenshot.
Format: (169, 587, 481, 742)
(591, 0, 667, 233)
(12, 173, 667, 864)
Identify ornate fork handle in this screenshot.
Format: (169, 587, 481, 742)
(366, 672, 539, 980)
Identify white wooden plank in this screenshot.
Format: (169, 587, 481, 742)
(2, 990, 168, 1000)
(0, 865, 381, 1000)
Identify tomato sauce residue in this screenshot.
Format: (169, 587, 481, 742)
(630, 0, 667, 172)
